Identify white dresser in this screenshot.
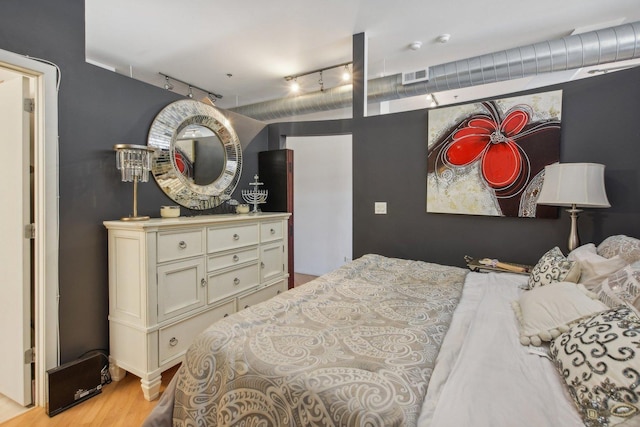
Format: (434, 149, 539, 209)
(103, 213, 290, 400)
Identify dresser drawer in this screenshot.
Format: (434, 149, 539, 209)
(158, 300, 235, 365)
(208, 224, 259, 253)
(207, 247, 259, 272)
(207, 263, 259, 303)
(157, 229, 205, 263)
(260, 221, 283, 243)
(238, 280, 287, 310)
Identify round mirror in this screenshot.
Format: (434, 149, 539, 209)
(148, 100, 242, 210)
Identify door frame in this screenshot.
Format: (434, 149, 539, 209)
(0, 49, 60, 406)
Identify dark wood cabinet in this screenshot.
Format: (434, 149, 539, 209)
(259, 149, 294, 289)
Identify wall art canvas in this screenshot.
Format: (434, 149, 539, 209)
(427, 90, 562, 218)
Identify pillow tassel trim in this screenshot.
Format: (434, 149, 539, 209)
(512, 283, 602, 347)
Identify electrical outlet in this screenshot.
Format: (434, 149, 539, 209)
(374, 202, 387, 214)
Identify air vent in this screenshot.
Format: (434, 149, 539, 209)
(402, 68, 429, 85)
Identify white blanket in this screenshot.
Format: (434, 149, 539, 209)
(418, 271, 583, 427)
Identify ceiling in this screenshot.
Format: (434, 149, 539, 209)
(85, 0, 640, 113)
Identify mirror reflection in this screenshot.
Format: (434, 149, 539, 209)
(175, 125, 226, 186)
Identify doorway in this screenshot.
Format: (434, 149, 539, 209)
(0, 49, 60, 410)
(286, 135, 352, 277)
(0, 66, 33, 420)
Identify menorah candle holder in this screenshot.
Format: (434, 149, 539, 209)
(242, 174, 268, 213)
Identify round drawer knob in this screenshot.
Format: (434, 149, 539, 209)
(270, 228, 275, 235)
(201, 278, 207, 287)
(261, 262, 265, 269)
(169, 337, 178, 347)
(178, 241, 187, 249)
(233, 233, 240, 241)
(233, 278, 240, 286)
(232, 255, 239, 262)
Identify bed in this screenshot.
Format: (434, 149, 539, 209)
(143, 236, 640, 427)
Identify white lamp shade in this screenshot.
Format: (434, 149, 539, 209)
(536, 163, 610, 208)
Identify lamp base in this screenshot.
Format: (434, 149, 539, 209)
(567, 206, 582, 252)
(121, 215, 150, 222)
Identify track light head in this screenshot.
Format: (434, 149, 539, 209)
(342, 65, 351, 81)
(163, 76, 173, 90)
(290, 79, 300, 93)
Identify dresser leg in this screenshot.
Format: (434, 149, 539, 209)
(141, 375, 162, 401)
(109, 360, 126, 381)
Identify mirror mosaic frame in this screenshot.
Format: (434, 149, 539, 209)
(148, 100, 243, 210)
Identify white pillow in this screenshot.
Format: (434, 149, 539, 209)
(550, 305, 640, 426)
(568, 243, 628, 290)
(526, 246, 581, 290)
(594, 261, 640, 311)
(512, 281, 608, 346)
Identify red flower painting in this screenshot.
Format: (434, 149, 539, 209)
(445, 106, 530, 190)
(427, 93, 562, 218)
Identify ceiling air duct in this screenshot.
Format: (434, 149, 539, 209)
(231, 21, 640, 121)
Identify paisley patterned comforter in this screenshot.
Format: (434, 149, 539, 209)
(172, 254, 467, 426)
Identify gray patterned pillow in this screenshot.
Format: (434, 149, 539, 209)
(597, 235, 640, 264)
(527, 247, 581, 290)
(550, 306, 640, 427)
(595, 261, 640, 311)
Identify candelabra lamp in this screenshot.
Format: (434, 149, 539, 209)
(536, 162, 610, 251)
(242, 174, 269, 213)
(113, 144, 155, 221)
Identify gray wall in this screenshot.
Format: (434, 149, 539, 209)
(3, 0, 639, 364)
(0, 0, 268, 363)
(272, 66, 640, 267)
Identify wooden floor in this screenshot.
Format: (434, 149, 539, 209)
(0, 365, 179, 427)
(294, 272, 317, 287)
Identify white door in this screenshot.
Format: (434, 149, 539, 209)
(286, 135, 353, 276)
(0, 75, 32, 406)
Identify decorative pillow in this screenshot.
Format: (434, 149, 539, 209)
(568, 243, 628, 290)
(527, 246, 581, 290)
(597, 235, 640, 264)
(594, 261, 640, 311)
(550, 306, 640, 427)
(512, 281, 608, 346)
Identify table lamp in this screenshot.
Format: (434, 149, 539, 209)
(536, 162, 610, 251)
(113, 144, 155, 221)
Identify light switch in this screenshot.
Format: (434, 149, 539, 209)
(374, 202, 387, 214)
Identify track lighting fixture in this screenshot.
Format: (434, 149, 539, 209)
(284, 61, 352, 93)
(163, 75, 173, 90)
(342, 64, 351, 81)
(426, 93, 439, 108)
(290, 78, 300, 93)
(158, 72, 223, 101)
